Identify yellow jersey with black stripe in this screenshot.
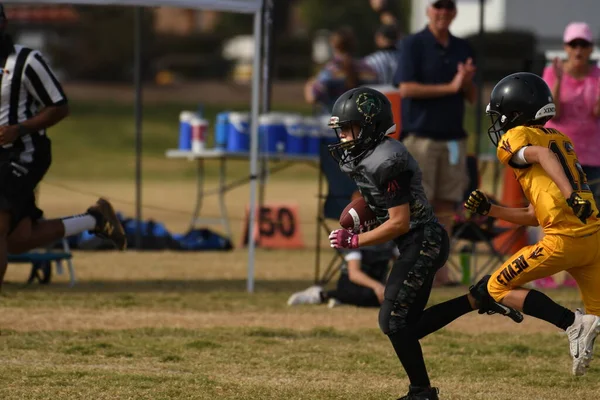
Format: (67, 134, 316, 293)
(497, 125, 600, 237)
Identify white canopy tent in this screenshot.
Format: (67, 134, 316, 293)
(16, 0, 263, 13)
(6, 0, 266, 292)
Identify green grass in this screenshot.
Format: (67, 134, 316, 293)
(3, 94, 576, 399)
(45, 99, 490, 181)
(0, 244, 592, 400)
(48, 101, 314, 181)
(0, 283, 586, 313)
(0, 284, 596, 400)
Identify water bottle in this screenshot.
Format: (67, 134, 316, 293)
(190, 116, 208, 153)
(178, 111, 195, 150)
(215, 112, 229, 150)
(459, 245, 471, 285)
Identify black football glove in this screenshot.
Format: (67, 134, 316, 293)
(566, 192, 593, 224)
(464, 190, 491, 216)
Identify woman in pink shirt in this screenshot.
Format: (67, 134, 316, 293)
(539, 22, 600, 289)
(543, 22, 600, 204)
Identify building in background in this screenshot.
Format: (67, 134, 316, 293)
(153, 8, 219, 35)
(6, 4, 79, 79)
(6, 4, 78, 23)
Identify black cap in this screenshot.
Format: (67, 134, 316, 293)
(430, 0, 456, 8)
(376, 24, 398, 41)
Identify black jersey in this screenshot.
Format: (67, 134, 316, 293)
(340, 137, 436, 238)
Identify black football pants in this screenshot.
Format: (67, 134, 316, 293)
(379, 222, 474, 387)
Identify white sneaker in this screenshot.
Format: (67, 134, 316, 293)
(287, 285, 323, 306)
(327, 298, 342, 308)
(566, 308, 600, 376)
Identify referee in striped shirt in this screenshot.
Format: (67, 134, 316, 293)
(0, 4, 126, 291)
(363, 24, 399, 85)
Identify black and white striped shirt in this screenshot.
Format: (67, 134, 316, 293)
(364, 48, 398, 86)
(0, 44, 66, 162)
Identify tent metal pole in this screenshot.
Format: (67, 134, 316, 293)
(134, 6, 143, 249)
(261, 0, 273, 113)
(474, 0, 485, 159)
(247, 7, 264, 293)
(257, 0, 273, 228)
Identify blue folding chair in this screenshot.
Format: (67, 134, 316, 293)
(8, 238, 76, 287)
(314, 142, 358, 285)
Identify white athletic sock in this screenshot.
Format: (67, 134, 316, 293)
(61, 213, 97, 237)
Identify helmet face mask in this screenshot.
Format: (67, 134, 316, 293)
(328, 88, 395, 165)
(486, 105, 522, 147)
(486, 72, 556, 147)
(329, 118, 373, 164)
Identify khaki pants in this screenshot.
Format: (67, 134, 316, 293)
(403, 135, 468, 203)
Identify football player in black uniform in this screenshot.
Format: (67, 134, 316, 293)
(327, 87, 522, 400)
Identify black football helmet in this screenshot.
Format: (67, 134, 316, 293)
(487, 72, 555, 147)
(328, 87, 396, 164)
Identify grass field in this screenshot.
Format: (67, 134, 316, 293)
(46, 96, 493, 181)
(1, 247, 597, 400)
(47, 100, 319, 181)
(0, 179, 597, 400)
(1, 94, 594, 399)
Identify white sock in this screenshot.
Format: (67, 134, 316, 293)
(61, 213, 97, 237)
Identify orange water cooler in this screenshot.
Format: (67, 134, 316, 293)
(368, 84, 402, 140)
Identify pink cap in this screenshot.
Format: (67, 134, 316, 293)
(563, 22, 593, 43)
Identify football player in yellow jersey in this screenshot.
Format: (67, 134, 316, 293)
(465, 72, 600, 376)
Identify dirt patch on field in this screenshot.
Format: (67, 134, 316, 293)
(1, 179, 573, 339)
(36, 178, 323, 246)
(1, 306, 558, 335)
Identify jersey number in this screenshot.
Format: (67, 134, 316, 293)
(548, 140, 590, 192)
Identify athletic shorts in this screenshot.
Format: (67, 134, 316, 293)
(402, 135, 468, 203)
(0, 138, 51, 232)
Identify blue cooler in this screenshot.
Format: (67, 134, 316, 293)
(259, 113, 286, 154)
(178, 111, 196, 150)
(227, 112, 250, 152)
(215, 112, 229, 150)
(319, 114, 337, 145)
(283, 114, 306, 154)
(304, 116, 321, 156)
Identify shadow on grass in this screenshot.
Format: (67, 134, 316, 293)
(6, 278, 585, 311)
(6, 279, 317, 294)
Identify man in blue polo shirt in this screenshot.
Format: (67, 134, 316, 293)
(394, 0, 476, 286)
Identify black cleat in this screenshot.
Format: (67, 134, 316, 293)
(397, 385, 439, 400)
(470, 275, 524, 323)
(87, 198, 127, 251)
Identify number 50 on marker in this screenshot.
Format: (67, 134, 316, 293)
(240, 203, 305, 249)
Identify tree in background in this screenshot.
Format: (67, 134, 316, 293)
(213, 10, 253, 36)
(213, 0, 292, 37)
(49, 6, 154, 82)
(300, 0, 411, 56)
(214, 0, 411, 56)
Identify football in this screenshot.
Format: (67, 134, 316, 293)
(339, 197, 378, 233)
